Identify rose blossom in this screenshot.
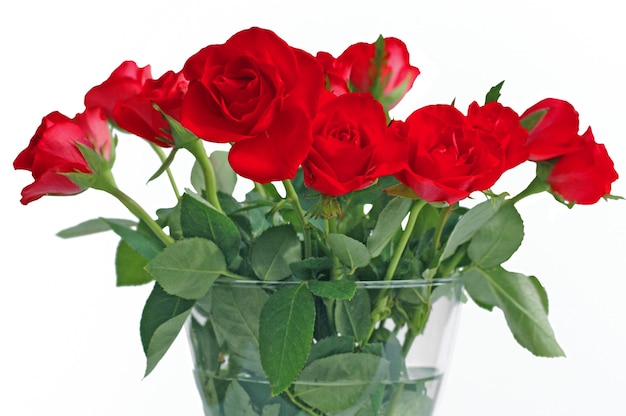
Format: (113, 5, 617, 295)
(546, 128, 618, 204)
(393, 104, 507, 204)
(317, 37, 419, 110)
(14, 108, 111, 204)
(467, 101, 529, 170)
(112, 70, 189, 147)
(303, 92, 404, 196)
(180, 27, 324, 183)
(520, 98, 584, 161)
(84, 61, 152, 120)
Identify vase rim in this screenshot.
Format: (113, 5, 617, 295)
(212, 276, 462, 289)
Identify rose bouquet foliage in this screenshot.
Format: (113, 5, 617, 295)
(15, 27, 619, 415)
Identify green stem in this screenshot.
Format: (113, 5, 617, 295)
(508, 176, 550, 205)
(283, 179, 312, 259)
(326, 216, 342, 280)
(383, 199, 426, 282)
(93, 172, 174, 246)
(185, 140, 222, 212)
(284, 389, 321, 416)
(149, 142, 181, 199)
(254, 181, 267, 198)
(365, 199, 427, 343)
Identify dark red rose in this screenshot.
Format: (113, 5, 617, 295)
(84, 61, 152, 119)
(302, 92, 403, 196)
(181, 27, 324, 182)
(393, 105, 505, 204)
(546, 128, 618, 204)
(14, 108, 111, 204)
(112, 70, 189, 147)
(467, 101, 529, 170)
(520, 98, 584, 161)
(319, 37, 419, 110)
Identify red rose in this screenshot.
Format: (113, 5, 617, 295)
(315, 51, 350, 96)
(467, 101, 529, 170)
(393, 105, 505, 204)
(84, 61, 152, 119)
(520, 98, 584, 161)
(302, 92, 403, 196)
(546, 128, 618, 204)
(180, 27, 324, 182)
(112, 70, 189, 147)
(14, 108, 111, 204)
(318, 37, 419, 110)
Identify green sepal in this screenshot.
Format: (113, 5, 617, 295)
(520, 108, 548, 132)
(485, 80, 505, 103)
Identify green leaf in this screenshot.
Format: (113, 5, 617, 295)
(180, 192, 241, 264)
(188, 318, 221, 376)
(210, 284, 269, 375)
(468, 203, 524, 268)
(294, 353, 390, 414)
(289, 257, 333, 280)
(463, 266, 565, 357)
(259, 283, 315, 395)
(56, 218, 137, 238)
(140, 283, 195, 376)
(115, 240, 153, 286)
(104, 218, 164, 260)
(335, 288, 372, 343)
(223, 381, 258, 416)
(251, 225, 302, 281)
(329, 233, 371, 270)
(367, 197, 412, 258)
(439, 200, 502, 263)
(485, 80, 505, 103)
(308, 280, 357, 300)
(306, 335, 355, 365)
(145, 238, 226, 300)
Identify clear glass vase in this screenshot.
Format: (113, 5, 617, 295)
(188, 277, 462, 416)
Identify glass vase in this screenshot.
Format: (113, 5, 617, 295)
(187, 277, 462, 416)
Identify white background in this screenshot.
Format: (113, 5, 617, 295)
(2, 1, 625, 415)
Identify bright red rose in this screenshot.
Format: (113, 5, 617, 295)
(520, 98, 584, 161)
(14, 108, 111, 205)
(181, 27, 324, 182)
(467, 101, 529, 170)
(393, 105, 505, 204)
(302, 92, 403, 196)
(319, 37, 419, 110)
(546, 128, 618, 204)
(84, 61, 152, 119)
(315, 51, 350, 96)
(112, 70, 188, 147)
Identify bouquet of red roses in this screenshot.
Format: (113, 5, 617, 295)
(14, 27, 618, 416)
